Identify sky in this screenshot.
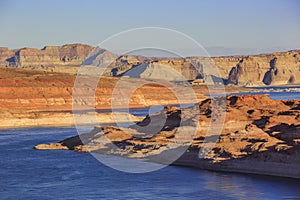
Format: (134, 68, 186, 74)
(0, 0, 299, 56)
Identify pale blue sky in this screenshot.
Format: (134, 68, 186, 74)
(0, 0, 299, 55)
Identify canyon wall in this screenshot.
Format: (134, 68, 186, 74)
(0, 44, 93, 68)
(0, 44, 299, 85)
(93, 50, 300, 85)
(0, 47, 16, 67)
(227, 50, 300, 86)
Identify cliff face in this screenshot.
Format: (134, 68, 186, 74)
(85, 47, 300, 85)
(227, 50, 300, 86)
(212, 56, 242, 79)
(0, 47, 17, 67)
(16, 44, 93, 67)
(0, 44, 299, 86)
(111, 59, 201, 81)
(0, 67, 206, 112)
(0, 44, 93, 68)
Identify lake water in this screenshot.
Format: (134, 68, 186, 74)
(1, 127, 300, 200)
(1, 91, 300, 199)
(230, 86, 300, 100)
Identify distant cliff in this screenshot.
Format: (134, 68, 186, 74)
(0, 44, 299, 86)
(227, 50, 300, 86)
(0, 44, 93, 68)
(87, 48, 300, 85)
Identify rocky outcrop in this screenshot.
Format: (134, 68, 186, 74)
(15, 44, 93, 68)
(85, 51, 211, 81)
(211, 56, 243, 78)
(128, 59, 201, 81)
(0, 47, 17, 67)
(227, 50, 300, 86)
(35, 95, 300, 178)
(0, 44, 93, 68)
(113, 61, 199, 81)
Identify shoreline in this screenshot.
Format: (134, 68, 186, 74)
(172, 152, 300, 179)
(2, 87, 299, 131)
(0, 111, 143, 130)
(0, 103, 197, 130)
(34, 94, 300, 179)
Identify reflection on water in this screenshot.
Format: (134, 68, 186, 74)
(203, 173, 263, 199)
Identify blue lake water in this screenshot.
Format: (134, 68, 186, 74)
(0, 91, 300, 199)
(1, 127, 300, 200)
(231, 91, 300, 100)
(230, 86, 300, 100)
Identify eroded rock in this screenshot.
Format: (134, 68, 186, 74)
(35, 95, 300, 178)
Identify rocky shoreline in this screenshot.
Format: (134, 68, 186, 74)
(173, 156, 300, 179)
(0, 111, 143, 130)
(35, 94, 300, 179)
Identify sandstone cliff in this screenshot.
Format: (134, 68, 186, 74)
(0, 44, 93, 68)
(110, 60, 200, 81)
(1, 44, 299, 86)
(0, 47, 17, 67)
(227, 50, 300, 86)
(82, 47, 300, 85)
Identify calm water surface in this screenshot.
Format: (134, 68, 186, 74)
(1, 127, 300, 200)
(230, 86, 300, 100)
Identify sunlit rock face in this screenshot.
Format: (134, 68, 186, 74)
(1, 44, 299, 85)
(227, 50, 300, 86)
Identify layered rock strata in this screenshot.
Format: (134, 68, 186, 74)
(1, 44, 299, 85)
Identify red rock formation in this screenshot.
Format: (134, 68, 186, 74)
(35, 95, 300, 178)
(0, 66, 208, 129)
